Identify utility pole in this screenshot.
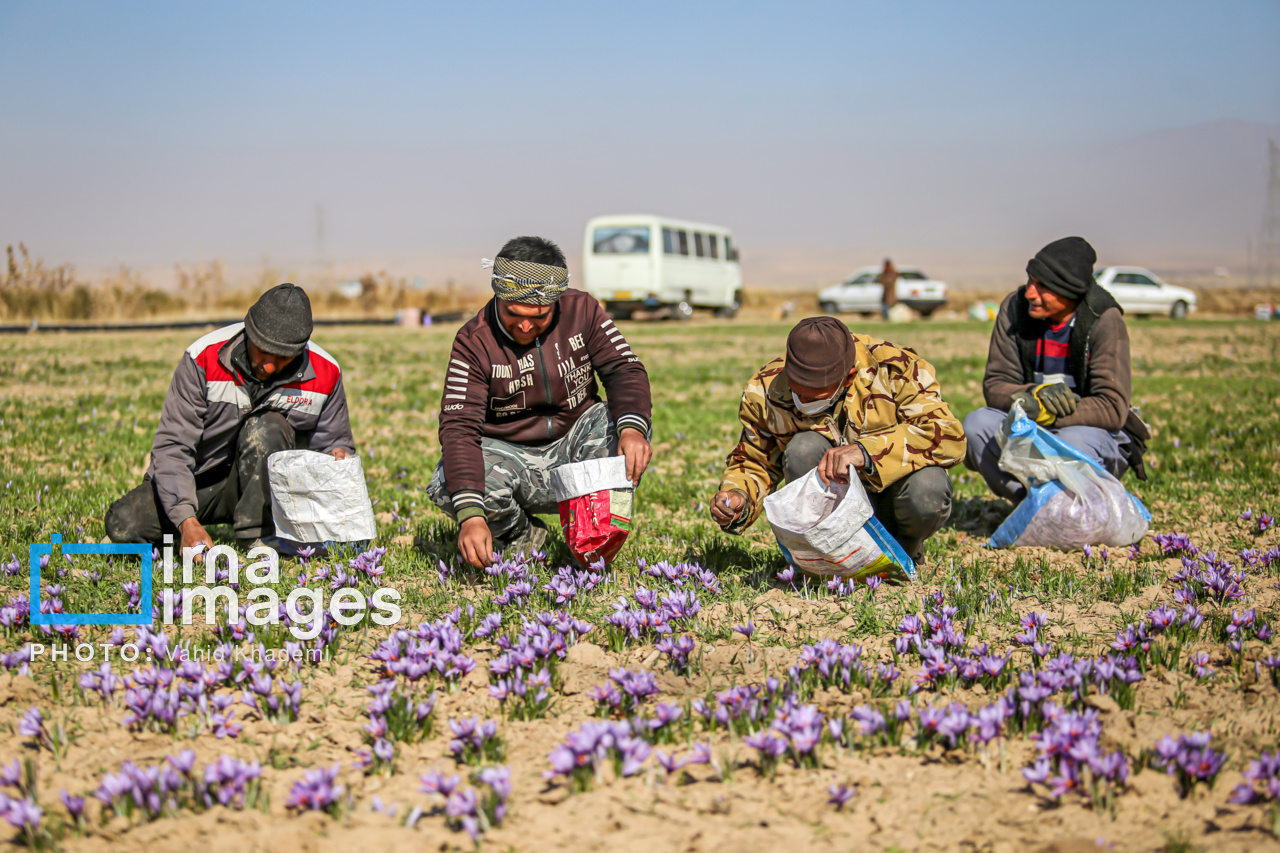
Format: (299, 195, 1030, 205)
(1262, 140, 1280, 289)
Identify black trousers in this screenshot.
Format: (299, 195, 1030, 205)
(105, 411, 295, 545)
(782, 430, 952, 561)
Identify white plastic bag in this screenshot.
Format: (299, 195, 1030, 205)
(764, 465, 914, 581)
(988, 406, 1150, 550)
(267, 450, 377, 544)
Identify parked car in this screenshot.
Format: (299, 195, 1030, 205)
(818, 266, 947, 317)
(1093, 267, 1196, 319)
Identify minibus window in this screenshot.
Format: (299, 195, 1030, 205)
(677, 231, 689, 256)
(693, 233, 705, 257)
(708, 234, 719, 259)
(663, 228, 676, 254)
(593, 227, 650, 254)
(725, 237, 738, 262)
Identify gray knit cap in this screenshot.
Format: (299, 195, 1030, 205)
(244, 283, 313, 357)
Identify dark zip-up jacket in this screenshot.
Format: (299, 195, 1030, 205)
(438, 289, 652, 516)
(983, 283, 1150, 478)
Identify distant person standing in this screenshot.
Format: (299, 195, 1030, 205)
(879, 258, 899, 320)
(962, 236, 1149, 503)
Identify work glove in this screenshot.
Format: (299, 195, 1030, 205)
(1010, 390, 1054, 427)
(1032, 382, 1081, 419)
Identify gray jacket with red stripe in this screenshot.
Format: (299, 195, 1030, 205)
(147, 323, 356, 526)
(438, 290, 652, 517)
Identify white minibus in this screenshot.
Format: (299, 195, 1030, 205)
(582, 214, 743, 319)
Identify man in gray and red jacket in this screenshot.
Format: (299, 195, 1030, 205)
(106, 283, 356, 551)
(427, 235, 653, 567)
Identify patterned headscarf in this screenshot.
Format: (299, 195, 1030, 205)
(482, 257, 570, 305)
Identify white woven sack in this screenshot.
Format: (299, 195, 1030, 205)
(267, 450, 377, 543)
(764, 465, 884, 575)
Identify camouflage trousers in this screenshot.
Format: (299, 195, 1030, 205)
(427, 402, 617, 543)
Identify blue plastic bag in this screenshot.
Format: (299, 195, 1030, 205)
(988, 406, 1150, 550)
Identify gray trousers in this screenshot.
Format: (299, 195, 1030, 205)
(105, 411, 294, 544)
(427, 402, 617, 544)
(962, 406, 1129, 503)
(783, 431, 952, 561)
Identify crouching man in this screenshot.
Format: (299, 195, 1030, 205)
(963, 236, 1148, 503)
(105, 283, 356, 550)
(711, 317, 966, 563)
(428, 236, 654, 568)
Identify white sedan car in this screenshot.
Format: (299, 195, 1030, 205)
(818, 266, 947, 317)
(1093, 266, 1197, 319)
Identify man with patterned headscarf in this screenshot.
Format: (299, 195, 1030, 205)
(428, 236, 654, 567)
(711, 316, 966, 563)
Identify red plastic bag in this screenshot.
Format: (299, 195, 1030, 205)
(550, 457, 634, 568)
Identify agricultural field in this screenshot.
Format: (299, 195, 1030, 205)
(0, 315, 1278, 852)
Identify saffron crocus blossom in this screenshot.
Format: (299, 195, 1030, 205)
(17, 706, 44, 740)
(827, 783, 856, 811)
(732, 620, 756, 640)
(3, 796, 42, 831)
(419, 769, 462, 797)
(285, 763, 344, 812)
(59, 789, 85, 821)
(1151, 732, 1226, 796)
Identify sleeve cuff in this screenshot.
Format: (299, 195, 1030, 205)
(855, 442, 876, 477)
(169, 506, 197, 527)
(616, 414, 652, 441)
(450, 489, 486, 522)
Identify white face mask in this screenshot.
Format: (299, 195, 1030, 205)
(792, 390, 839, 416)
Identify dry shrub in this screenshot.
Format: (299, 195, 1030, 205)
(1, 244, 184, 322)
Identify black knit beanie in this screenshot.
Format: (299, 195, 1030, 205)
(1026, 236, 1096, 302)
(785, 316, 856, 388)
(244, 283, 313, 357)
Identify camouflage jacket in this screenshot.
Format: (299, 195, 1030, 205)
(718, 333, 966, 531)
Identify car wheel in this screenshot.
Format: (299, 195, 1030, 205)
(819, 301, 837, 315)
(1170, 300, 1188, 320)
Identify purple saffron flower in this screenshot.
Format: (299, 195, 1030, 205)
(420, 769, 462, 797)
(827, 783, 856, 811)
(1023, 757, 1052, 785)
(285, 763, 344, 811)
(4, 797, 42, 830)
(59, 789, 85, 819)
(17, 707, 44, 739)
(732, 620, 756, 640)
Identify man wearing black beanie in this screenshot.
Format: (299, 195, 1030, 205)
(711, 316, 966, 563)
(962, 237, 1149, 504)
(105, 283, 357, 553)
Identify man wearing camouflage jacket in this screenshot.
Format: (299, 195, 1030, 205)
(711, 316, 966, 562)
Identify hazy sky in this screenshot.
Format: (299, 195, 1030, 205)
(2, 0, 1278, 288)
